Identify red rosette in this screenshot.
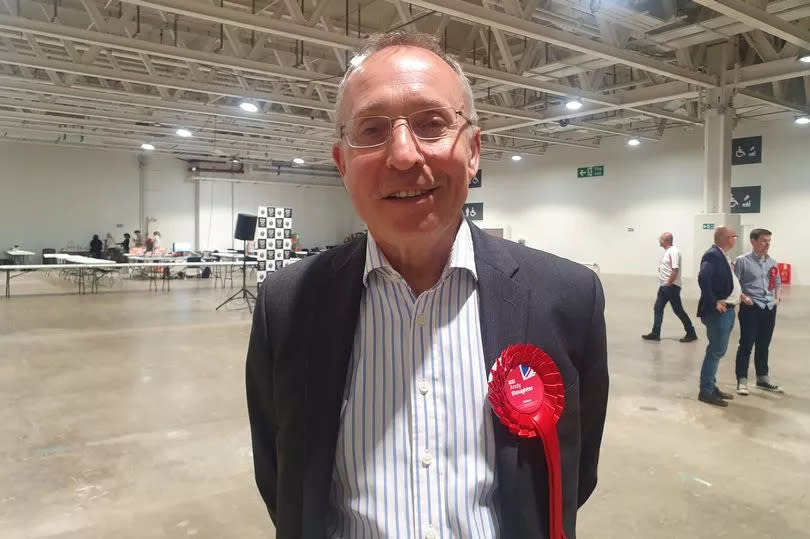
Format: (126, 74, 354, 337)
(488, 343, 567, 539)
(769, 266, 778, 291)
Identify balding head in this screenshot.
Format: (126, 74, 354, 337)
(659, 232, 673, 248)
(714, 226, 738, 252)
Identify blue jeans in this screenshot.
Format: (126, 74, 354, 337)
(699, 308, 736, 393)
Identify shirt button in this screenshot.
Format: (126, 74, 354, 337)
(424, 528, 438, 539)
(418, 380, 430, 395)
(416, 313, 426, 326)
(421, 450, 433, 468)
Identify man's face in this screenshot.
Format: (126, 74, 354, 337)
(721, 229, 738, 251)
(751, 234, 771, 256)
(332, 47, 481, 245)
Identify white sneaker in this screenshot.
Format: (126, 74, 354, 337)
(736, 379, 749, 396)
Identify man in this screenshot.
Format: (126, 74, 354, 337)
(696, 226, 753, 407)
(733, 229, 783, 395)
(642, 232, 698, 342)
(246, 32, 608, 538)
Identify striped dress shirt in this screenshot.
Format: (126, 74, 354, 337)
(326, 219, 501, 539)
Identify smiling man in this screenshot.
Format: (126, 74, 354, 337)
(246, 32, 608, 539)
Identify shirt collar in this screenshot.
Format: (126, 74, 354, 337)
(363, 219, 478, 286)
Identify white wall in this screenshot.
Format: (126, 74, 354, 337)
(0, 141, 140, 257)
(469, 120, 810, 284)
(0, 142, 361, 260)
(198, 179, 357, 251)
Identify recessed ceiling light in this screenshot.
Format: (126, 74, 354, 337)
(795, 115, 810, 125)
(140, 143, 155, 151)
(627, 137, 641, 146)
(511, 155, 522, 161)
(292, 157, 305, 165)
(176, 128, 192, 138)
(565, 98, 583, 111)
(799, 54, 810, 63)
(232, 158, 241, 163)
(239, 101, 259, 113)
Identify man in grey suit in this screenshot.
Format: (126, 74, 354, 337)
(246, 31, 609, 538)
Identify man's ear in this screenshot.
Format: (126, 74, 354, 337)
(332, 142, 347, 180)
(467, 127, 481, 181)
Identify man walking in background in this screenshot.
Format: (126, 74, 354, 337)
(696, 226, 753, 407)
(734, 229, 783, 395)
(642, 232, 698, 342)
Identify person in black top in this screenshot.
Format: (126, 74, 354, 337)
(120, 233, 131, 252)
(89, 234, 103, 258)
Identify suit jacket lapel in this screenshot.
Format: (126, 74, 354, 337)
(469, 222, 537, 537)
(301, 237, 366, 536)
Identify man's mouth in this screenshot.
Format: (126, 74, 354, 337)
(386, 188, 436, 200)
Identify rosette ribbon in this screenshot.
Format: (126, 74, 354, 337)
(488, 343, 566, 539)
(769, 266, 778, 291)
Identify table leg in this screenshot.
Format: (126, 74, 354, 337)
(4, 271, 9, 298)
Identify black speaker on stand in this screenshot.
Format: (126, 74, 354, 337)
(217, 213, 258, 313)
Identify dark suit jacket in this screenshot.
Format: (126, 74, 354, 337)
(697, 245, 733, 318)
(246, 222, 608, 538)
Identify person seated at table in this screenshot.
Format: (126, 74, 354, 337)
(120, 233, 131, 252)
(104, 233, 115, 251)
(89, 234, 103, 258)
(134, 230, 144, 247)
(152, 231, 161, 250)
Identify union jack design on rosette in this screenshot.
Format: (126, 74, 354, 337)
(488, 343, 567, 539)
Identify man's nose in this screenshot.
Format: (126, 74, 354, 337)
(385, 119, 425, 171)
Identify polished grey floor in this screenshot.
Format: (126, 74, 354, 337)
(1, 272, 807, 538)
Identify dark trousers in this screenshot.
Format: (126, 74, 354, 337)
(652, 285, 695, 335)
(735, 303, 777, 380)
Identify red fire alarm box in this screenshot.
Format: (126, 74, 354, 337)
(778, 263, 791, 285)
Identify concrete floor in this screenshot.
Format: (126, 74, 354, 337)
(1, 272, 808, 538)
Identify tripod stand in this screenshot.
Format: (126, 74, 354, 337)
(216, 242, 256, 313)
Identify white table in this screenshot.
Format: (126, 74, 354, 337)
(1, 261, 255, 297)
(5, 249, 35, 264)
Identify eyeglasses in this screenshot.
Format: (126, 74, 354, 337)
(340, 106, 474, 149)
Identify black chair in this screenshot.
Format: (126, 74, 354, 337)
(42, 248, 56, 265)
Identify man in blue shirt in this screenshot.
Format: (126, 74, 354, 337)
(733, 228, 783, 395)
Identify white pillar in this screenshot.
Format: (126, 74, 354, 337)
(703, 89, 734, 214)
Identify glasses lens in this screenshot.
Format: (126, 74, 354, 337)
(409, 107, 456, 139)
(346, 116, 390, 147)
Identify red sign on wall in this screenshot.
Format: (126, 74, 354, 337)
(778, 263, 791, 286)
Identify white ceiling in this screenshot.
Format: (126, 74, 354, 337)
(0, 0, 808, 168)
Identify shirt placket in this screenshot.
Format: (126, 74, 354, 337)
(411, 288, 441, 539)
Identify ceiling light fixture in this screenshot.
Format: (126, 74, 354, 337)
(140, 143, 155, 151)
(627, 137, 641, 146)
(292, 157, 305, 164)
(795, 115, 810, 125)
(239, 101, 259, 113)
(799, 54, 810, 63)
(232, 158, 241, 163)
(565, 98, 583, 111)
(511, 155, 523, 161)
(176, 128, 192, 138)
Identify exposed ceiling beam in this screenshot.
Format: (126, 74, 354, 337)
(118, 0, 359, 49)
(738, 89, 810, 115)
(0, 76, 334, 130)
(401, 0, 718, 87)
(692, 0, 810, 50)
(0, 14, 341, 85)
(0, 53, 335, 111)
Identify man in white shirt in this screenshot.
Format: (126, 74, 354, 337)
(642, 232, 698, 342)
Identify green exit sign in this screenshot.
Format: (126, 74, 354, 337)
(703, 223, 715, 230)
(577, 165, 604, 178)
